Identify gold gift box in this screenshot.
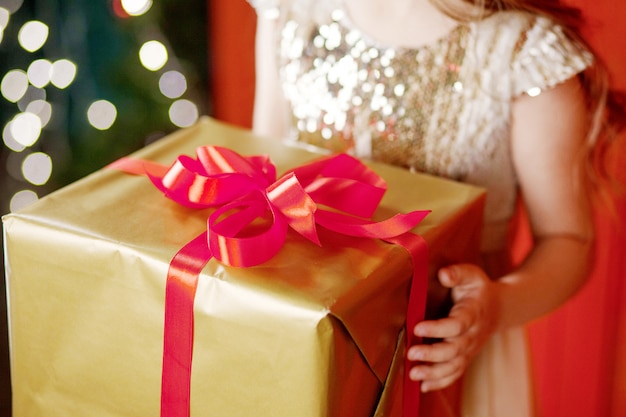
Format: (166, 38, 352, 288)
(3, 117, 485, 417)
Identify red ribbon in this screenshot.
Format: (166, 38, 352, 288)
(109, 146, 430, 417)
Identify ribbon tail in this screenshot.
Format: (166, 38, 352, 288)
(107, 156, 169, 177)
(161, 232, 213, 417)
(385, 233, 429, 417)
(314, 209, 430, 239)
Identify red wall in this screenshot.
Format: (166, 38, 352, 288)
(528, 2, 626, 416)
(208, 1, 626, 416)
(207, 1, 256, 128)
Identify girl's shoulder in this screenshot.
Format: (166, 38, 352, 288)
(473, 11, 594, 96)
(471, 10, 593, 96)
(475, 9, 590, 59)
(475, 9, 565, 43)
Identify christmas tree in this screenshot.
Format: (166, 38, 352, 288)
(0, 0, 209, 214)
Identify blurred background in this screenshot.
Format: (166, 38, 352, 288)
(0, 0, 211, 414)
(0, 0, 210, 213)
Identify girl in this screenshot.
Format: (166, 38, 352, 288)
(247, 0, 625, 415)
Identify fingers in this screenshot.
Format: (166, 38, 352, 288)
(407, 336, 472, 392)
(405, 264, 496, 392)
(438, 264, 489, 290)
(407, 340, 460, 363)
(413, 316, 466, 339)
(414, 297, 479, 339)
(408, 354, 467, 392)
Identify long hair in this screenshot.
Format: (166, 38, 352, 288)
(432, 0, 626, 198)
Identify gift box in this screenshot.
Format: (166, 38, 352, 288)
(3, 117, 485, 417)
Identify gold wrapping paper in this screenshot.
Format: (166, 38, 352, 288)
(3, 117, 485, 417)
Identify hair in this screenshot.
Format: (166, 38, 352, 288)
(432, 0, 626, 199)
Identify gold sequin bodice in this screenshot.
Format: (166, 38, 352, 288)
(251, 0, 592, 238)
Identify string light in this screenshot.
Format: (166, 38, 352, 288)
(22, 152, 52, 185)
(10, 112, 41, 147)
(26, 58, 53, 88)
(25, 100, 52, 127)
(0, 0, 23, 14)
(0, 7, 9, 44)
(2, 122, 25, 152)
(159, 70, 187, 99)
(17, 20, 48, 52)
(169, 99, 199, 128)
(121, 0, 153, 16)
(139, 40, 168, 71)
(50, 59, 77, 89)
(9, 190, 38, 213)
(17, 85, 46, 112)
(87, 100, 117, 130)
(0, 8, 9, 30)
(1, 69, 28, 102)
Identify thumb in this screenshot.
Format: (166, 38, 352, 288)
(438, 264, 485, 289)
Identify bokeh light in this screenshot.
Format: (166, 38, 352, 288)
(50, 59, 77, 89)
(168, 99, 198, 128)
(17, 85, 46, 111)
(3, 121, 26, 152)
(159, 70, 187, 99)
(0, 0, 24, 14)
(27, 58, 52, 88)
(0, 8, 9, 30)
(139, 40, 168, 71)
(22, 151, 52, 185)
(5, 149, 23, 180)
(0, 7, 9, 44)
(17, 20, 48, 52)
(121, 0, 152, 16)
(10, 112, 42, 147)
(2, 0, 208, 216)
(25, 99, 52, 127)
(87, 100, 117, 130)
(1, 69, 28, 102)
(10, 190, 38, 212)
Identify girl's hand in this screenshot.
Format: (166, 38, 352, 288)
(406, 264, 500, 392)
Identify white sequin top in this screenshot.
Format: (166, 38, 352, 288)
(249, 0, 593, 248)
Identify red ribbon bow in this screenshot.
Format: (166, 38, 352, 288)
(109, 145, 430, 417)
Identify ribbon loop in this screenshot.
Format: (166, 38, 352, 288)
(289, 154, 387, 218)
(149, 160, 268, 209)
(208, 191, 289, 267)
(267, 172, 320, 246)
(196, 146, 276, 185)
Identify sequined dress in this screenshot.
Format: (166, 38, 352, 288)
(249, 0, 592, 416)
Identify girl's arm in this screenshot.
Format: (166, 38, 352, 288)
(251, 12, 290, 139)
(408, 76, 594, 392)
